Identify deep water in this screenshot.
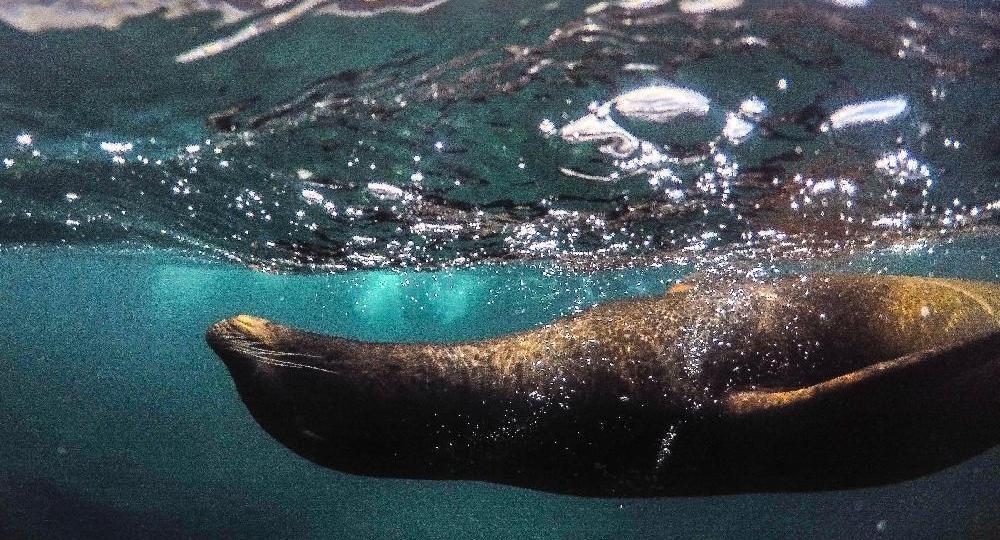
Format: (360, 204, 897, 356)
(1, 241, 999, 539)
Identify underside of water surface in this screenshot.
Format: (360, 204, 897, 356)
(1, 0, 998, 273)
(1, 0, 999, 538)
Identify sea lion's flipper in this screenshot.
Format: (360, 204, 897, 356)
(696, 330, 1000, 492)
(723, 330, 1000, 416)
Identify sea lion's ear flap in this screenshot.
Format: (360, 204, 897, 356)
(666, 270, 749, 295)
(666, 270, 715, 294)
(667, 282, 693, 294)
(722, 331, 1000, 417)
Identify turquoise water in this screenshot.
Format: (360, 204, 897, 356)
(1, 241, 998, 539)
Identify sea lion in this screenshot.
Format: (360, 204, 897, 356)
(206, 273, 1000, 496)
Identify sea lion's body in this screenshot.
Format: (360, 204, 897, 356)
(207, 274, 1000, 496)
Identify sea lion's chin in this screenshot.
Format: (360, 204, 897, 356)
(207, 319, 461, 480)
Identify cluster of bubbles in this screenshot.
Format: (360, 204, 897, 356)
(0, 0, 998, 273)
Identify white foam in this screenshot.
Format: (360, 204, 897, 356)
(679, 0, 742, 13)
(367, 182, 405, 200)
(560, 112, 639, 157)
(0, 1, 250, 32)
(828, 0, 868, 7)
(176, 0, 329, 63)
(826, 97, 908, 130)
(612, 85, 710, 123)
(315, 0, 450, 18)
(618, 0, 672, 9)
(100, 141, 133, 153)
(301, 189, 324, 204)
(538, 118, 557, 136)
(738, 97, 767, 118)
(722, 112, 754, 144)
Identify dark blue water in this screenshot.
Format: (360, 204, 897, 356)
(1, 0, 999, 537)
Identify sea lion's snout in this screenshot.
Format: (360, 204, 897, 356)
(207, 315, 254, 353)
(205, 313, 467, 479)
(205, 314, 293, 374)
(208, 314, 270, 342)
(230, 314, 269, 334)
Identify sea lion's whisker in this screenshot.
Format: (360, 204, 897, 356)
(226, 340, 338, 374)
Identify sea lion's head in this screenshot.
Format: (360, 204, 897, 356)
(206, 315, 491, 481)
(206, 316, 348, 463)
